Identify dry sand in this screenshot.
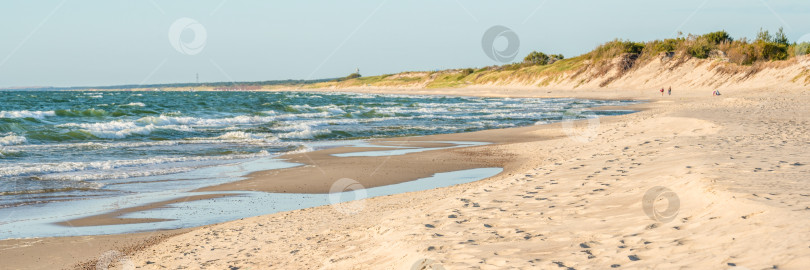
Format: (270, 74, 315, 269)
(2, 85, 808, 269)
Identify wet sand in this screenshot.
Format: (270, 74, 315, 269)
(0, 230, 189, 270)
(57, 193, 237, 227)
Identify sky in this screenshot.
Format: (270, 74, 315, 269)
(1, 0, 809, 88)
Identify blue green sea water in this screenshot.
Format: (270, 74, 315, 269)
(0, 90, 637, 238)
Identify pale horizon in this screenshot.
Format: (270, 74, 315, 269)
(2, 0, 809, 88)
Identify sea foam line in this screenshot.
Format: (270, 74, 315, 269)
(0, 110, 56, 119)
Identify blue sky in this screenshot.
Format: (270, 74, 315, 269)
(1, 0, 809, 88)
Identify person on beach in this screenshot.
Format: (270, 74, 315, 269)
(660, 88, 664, 96)
(668, 87, 672, 96)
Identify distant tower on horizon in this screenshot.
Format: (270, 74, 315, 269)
(356, 67, 360, 74)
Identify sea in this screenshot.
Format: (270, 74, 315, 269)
(0, 90, 637, 238)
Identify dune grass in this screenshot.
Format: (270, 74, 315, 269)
(304, 28, 807, 89)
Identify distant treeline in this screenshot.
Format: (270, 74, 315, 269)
(2, 78, 339, 91)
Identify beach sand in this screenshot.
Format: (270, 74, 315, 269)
(3, 86, 809, 269)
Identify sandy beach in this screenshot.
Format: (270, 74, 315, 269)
(2, 84, 807, 269)
(6, 1, 810, 269)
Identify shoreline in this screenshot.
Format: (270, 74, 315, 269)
(0, 91, 646, 269)
(29, 95, 643, 231)
(4, 87, 809, 269)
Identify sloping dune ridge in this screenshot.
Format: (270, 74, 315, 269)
(305, 54, 810, 93)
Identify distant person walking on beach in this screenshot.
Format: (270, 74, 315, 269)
(668, 87, 672, 96)
(660, 88, 664, 96)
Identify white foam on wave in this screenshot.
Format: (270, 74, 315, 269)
(58, 121, 192, 139)
(136, 115, 275, 127)
(0, 110, 56, 119)
(277, 128, 330, 139)
(55, 114, 280, 139)
(312, 104, 346, 114)
(213, 131, 278, 141)
(39, 167, 197, 182)
(122, 102, 146, 107)
(0, 134, 26, 146)
(376, 106, 449, 114)
(275, 122, 331, 139)
(0, 151, 273, 179)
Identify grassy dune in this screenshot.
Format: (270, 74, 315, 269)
(304, 29, 810, 91)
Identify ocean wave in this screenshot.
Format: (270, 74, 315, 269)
(55, 108, 108, 117)
(122, 102, 146, 107)
(0, 110, 56, 119)
(213, 131, 277, 141)
(6, 133, 291, 151)
(0, 134, 26, 146)
(0, 151, 273, 179)
(277, 128, 331, 139)
(57, 121, 192, 139)
(275, 122, 331, 139)
(0, 149, 22, 158)
(136, 115, 275, 127)
(36, 167, 197, 182)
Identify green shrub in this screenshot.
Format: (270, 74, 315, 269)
(624, 42, 645, 54)
(591, 40, 645, 59)
(773, 27, 789, 46)
(345, 73, 361, 80)
(702, 31, 733, 44)
(654, 39, 681, 52)
(724, 41, 757, 65)
(524, 51, 550, 65)
(756, 28, 772, 43)
(758, 42, 788, 60)
(688, 38, 713, 59)
(794, 42, 810, 57)
(461, 68, 474, 76)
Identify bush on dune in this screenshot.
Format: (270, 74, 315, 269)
(524, 51, 565, 65)
(590, 39, 645, 60)
(566, 28, 793, 66)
